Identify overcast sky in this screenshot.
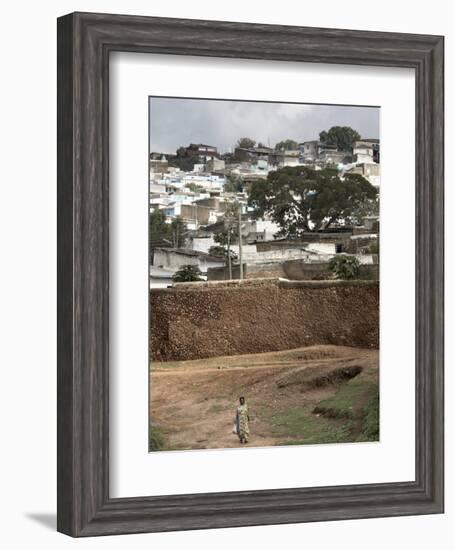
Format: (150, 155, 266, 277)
(149, 97, 379, 154)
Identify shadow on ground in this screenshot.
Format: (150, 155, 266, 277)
(25, 513, 56, 531)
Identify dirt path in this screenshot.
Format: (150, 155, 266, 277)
(150, 345, 379, 451)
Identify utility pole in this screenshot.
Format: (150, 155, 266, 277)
(238, 203, 243, 279)
(227, 228, 232, 280)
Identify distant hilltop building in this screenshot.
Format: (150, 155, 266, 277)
(184, 143, 219, 161)
(206, 157, 226, 172)
(234, 145, 274, 163)
(299, 139, 379, 166)
(234, 145, 302, 169)
(299, 140, 320, 163)
(352, 139, 380, 164)
(299, 141, 350, 165)
(270, 149, 301, 168)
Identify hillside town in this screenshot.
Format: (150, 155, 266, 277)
(149, 134, 380, 288)
(149, 109, 381, 451)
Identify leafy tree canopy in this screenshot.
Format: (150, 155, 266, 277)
(169, 217, 187, 247)
(209, 245, 238, 262)
(149, 211, 187, 248)
(149, 209, 171, 248)
(168, 146, 200, 171)
(213, 201, 241, 245)
(213, 226, 238, 247)
(168, 155, 198, 172)
(248, 166, 378, 236)
(275, 139, 299, 151)
(236, 137, 256, 149)
(224, 175, 243, 193)
(172, 264, 203, 282)
(319, 126, 361, 152)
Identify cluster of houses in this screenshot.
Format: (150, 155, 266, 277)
(149, 139, 380, 288)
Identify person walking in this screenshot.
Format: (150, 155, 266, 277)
(235, 396, 250, 444)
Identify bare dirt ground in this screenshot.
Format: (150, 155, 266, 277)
(149, 345, 379, 451)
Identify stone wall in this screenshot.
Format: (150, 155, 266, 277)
(150, 279, 379, 361)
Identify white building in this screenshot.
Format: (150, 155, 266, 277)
(153, 248, 225, 274)
(192, 236, 217, 254)
(299, 140, 319, 163)
(352, 140, 379, 164)
(181, 174, 225, 191)
(206, 158, 226, 172)
(273, 150, 301, 167)
(150, 266, 174, 289)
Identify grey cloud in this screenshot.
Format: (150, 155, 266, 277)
(149, 97, 379, 154)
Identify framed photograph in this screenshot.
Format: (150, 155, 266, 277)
(57, 12, 444, 536)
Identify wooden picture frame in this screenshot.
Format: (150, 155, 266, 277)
(57, 12, 444, 536)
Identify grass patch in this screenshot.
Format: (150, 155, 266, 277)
(314, 375, 377, 419)
(271, 372, 379, 446)
(357, 393, 380, 442)
(149, 423, 166, 451)
(271, 406, 353, 445)
(312, 374, 379, 442)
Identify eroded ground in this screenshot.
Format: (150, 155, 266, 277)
(149, 345, 379, 451)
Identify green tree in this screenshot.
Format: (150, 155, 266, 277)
(236, 137, 256, 149)
(275, 139, 299, 151)
(149, 210, 187, 248)
(187, 182, 204, 193)
(172, 265, 203, 282)
(209, 245, 228, 258)
(328, 255, 361, 280)
(213, 229, 237, 246)
(248, 166, 378, 236)
(224, 174, 243, 193)
(167, 146, 200, 171)
(210, 201, 242, 278)
(149, 209, 172, 248)
(168, 156, 198, 171)
(209, 245, 238, 262)
(212, 203, 240, 253)
(319, 126, 361, 152)
(350, 194, 379, 222)
(169, 216, 187, 248)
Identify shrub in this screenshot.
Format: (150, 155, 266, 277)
(149, 424, 165, 451)
(328, 254, 361, 280)
(172, 264, 203, 282)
